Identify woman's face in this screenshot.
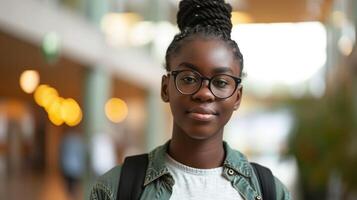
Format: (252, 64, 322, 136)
(161, 38, 243, 140)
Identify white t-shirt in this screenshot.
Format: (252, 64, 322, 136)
(166, 154, 243, 200)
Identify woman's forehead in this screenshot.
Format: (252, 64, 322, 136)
(171, 39, 240, 75)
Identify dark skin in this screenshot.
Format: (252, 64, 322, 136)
(161, 37, 243, 169)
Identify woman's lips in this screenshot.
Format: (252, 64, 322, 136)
(187, 112, 216, 121)
(186, 107, 218, 122)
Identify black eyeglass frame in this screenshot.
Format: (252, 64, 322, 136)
(167, 69, 242, 99)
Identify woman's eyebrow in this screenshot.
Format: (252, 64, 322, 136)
(178, 62, 233, 74)
(212, 67, 233, 74)
(178, 62, 198, 70)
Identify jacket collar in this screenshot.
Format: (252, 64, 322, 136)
(222, 141, 253, 178)
(143, 141, 170, 186)
(143, 140, 253, 186)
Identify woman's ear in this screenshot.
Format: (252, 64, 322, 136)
(233, 85, 243, 110)
(161, 75, 169, 102)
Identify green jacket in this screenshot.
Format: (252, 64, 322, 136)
(90, 141, 291, 200)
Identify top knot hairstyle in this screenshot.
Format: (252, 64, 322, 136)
(165, 0, 244, 74)
(177, 0, 232, 38)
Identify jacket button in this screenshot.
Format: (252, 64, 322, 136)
(255, 195, 262, 200)
(227, 169, 235, 176)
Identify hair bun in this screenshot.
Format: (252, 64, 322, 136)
(177, 0, 233, 37)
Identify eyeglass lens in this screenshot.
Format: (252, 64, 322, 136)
(175, 70, 237, 98)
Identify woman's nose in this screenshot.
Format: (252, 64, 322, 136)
(191, 79, 215, 102)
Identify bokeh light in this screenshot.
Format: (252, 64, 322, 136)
(34, 85, 59, 109)
(101, 12, 142, 46)
(338, 35, 354, 56)
(47, 96, 64, 126)
(42, 32, 61, 62)
(34, 85, 82, 126)
(130, 21, 155, 46)
(34, 84, 50, 106)
(60, 98, 82, 126)
(19, 70, 40, 94)
(42, 88, 60, 111)
(105, 98, 128, 123)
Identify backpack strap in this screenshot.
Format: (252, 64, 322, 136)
(250, 162, 276, 200)
(117, 154, 149, 200)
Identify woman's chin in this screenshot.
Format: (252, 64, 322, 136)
(183, 127, 220, 140)
(173, 119, 223, 141)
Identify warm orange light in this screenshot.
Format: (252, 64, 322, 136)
(34, 84, 82, 127)
(61, 98, 82, 126)
(34, 85, 59, 109)
(105, 98, 128, 123)
(101, 12, 142, 46)
(43, 87, 59, 110)
(20, 70, 40, 94)
(34, 84, 49, 106)
(66, 110, 82, 127)
(47, 97, 64, 126)
(231, 12, 253, 24)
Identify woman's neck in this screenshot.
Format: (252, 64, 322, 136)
(168, 127, 225, 169)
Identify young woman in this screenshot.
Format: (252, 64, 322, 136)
(90, 0, 291, 199)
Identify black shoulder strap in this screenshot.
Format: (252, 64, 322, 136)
(250, 162, 276, 200)
(117, 154, 149, 200)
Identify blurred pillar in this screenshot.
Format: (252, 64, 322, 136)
(81, 0, 111, 198)
(351, 0, 357, 126)
(144, 0, 170, 151)
(83, 58, 112, 197)
(145, 90, 165, 151)
(146, 0, 171, 151)
(84, 68, 111, 135)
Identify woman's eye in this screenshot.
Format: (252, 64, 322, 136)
(182, 76, 197, 84)
(213, 79, 228, 88)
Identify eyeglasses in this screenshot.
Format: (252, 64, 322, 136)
(168, 70, 242, 99)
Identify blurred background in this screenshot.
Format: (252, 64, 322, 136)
(0, 0, 356, 199)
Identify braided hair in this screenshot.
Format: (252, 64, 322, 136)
(165, 0, 244, 74)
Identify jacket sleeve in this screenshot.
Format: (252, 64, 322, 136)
(274, 177, 292, 200)
(90, 166, 122, 200)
